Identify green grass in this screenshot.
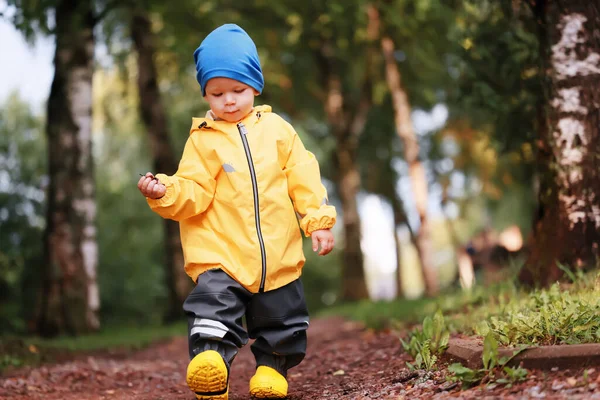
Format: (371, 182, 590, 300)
(323, 271, 600, 346)
(31, 321, 187, 351)
(318, 281, 516, 330)
(471, 280, 600, 345)
(318, 296, 438, 330)
(0, 321, 186, 373)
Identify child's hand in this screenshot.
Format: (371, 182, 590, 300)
(311, 229, 335, 256)
(138, 172, 166, 199)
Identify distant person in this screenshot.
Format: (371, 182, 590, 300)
(464, 225, 525, 285)
(137, 24, 336, 400)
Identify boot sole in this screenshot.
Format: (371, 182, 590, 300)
(249, 384, 287, 399)
(249, 388, 287, 398)
(187, 351, 228, 400)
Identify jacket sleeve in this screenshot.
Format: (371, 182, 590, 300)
(146, 135, 216, 221)
(283, 123, 337, 236)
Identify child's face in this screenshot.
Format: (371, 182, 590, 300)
(204, 77, 258, 122)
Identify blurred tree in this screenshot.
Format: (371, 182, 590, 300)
(521, 0, 600, 285)
(315, 2, 377, 301)
(379, 8, 438, 297)
(6, 0, 107, 335)
(357, 0, 459, 296)
(41, 0, 99, 336)
(0, 95, 46, 333)
(93, 67, 168, 325)
(448, 0, 540, 234)
(130, 5, 191, 323)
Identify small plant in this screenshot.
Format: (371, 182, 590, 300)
(447, 362, 485, 387)
(496, 365, 528, 387)
(400, 310, 449, 370)
(1, 354, 23, 369)
(448, 333, 528, 388)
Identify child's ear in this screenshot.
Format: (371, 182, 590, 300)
(253, 89, 260, 96)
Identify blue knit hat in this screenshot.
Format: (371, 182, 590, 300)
(194, 24, 264, 96)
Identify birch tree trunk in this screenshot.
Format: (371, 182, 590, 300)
(522, 0, 600, 285)
(381, 36, 439, 296)
(38, 0, 99, 336)
(131, 9, 190, 322)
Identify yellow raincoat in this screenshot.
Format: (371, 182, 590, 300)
(147, 105, 336, 293)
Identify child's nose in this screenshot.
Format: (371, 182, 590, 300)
(224, 93, 236, 105)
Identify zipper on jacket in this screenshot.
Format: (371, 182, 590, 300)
(236, 122, 267, 292)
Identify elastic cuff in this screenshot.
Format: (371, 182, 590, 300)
(303, 214, 336, 236)
(305, 219, 335, 236)
(300, 205, 337, 236)
(146, 174, 177, 207)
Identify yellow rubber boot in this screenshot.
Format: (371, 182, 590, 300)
(186, 350, 229, 400)
(249, 365, 288, 399)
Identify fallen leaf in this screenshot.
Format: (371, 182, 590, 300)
(333, 370, 345, 376)
(567, 377, 577, 387)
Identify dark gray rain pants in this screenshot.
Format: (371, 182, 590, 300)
(182, 269, 309, 377)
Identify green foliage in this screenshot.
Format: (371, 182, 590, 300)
(447, 362, 483, 387)
(301, 240, 341, 313)
(497, 365, 528, 386)
(4, 0, 55, 39)
(485, 281, 600, 346)
(319, 296, 436, 329)
(1, 354, 23, 370)
(94, 70, 169, 325)
(445, 0, 540, 229)
(435, 273, 600, 347)
(451, 1, 541, 153)
(556, 261, 581, 284)
(401, 310, 449, 370)
(0, 94, 46, 333)
(448, 333, 528, 388)
(31, 321, 186, 351)
(327, 271, 600, 350)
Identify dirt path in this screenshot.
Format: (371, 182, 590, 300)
(2, 318, 599, 399)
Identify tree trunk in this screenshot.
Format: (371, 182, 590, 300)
(389, 195, 406, 298)
(381, 36, 439, 296)
(319, 6, 380, 301)
(326, 74, 370, 301)
(131, 10, 190, 321)
(364, 160, 409, 298)
(522, 0, 600, 285)
(38, 0, 99, 336)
